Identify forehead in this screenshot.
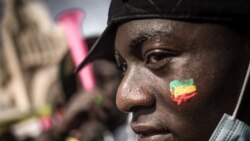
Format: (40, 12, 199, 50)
(116, 19, 208, 39)
(115, 19, 242, 53)
(115, 19, 206, 48)
(115, 19, 188, 45)
(116, 19, 195, 35)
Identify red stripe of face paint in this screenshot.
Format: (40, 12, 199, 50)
(171, 92, 197, 105)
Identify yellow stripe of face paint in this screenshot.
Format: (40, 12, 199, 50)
(170, 85, 196, 98)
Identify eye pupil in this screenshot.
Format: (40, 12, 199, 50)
(149, 53, 166, 63)
(144, 49, 177, 70)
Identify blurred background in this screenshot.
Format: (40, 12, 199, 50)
(0, 0, 135, 140)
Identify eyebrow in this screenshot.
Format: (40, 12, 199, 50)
(114, 31, 178, 65)
(129, 31, 178, 50)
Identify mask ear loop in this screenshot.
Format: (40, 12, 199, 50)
(232, 60, 250, 119)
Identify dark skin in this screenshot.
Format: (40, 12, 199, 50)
(114, 19, 250, 141)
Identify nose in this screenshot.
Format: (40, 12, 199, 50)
(116, 65, 155, 113)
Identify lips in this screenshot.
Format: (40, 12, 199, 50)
(131, 122, 173, 141)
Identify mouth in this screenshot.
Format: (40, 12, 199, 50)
(132, 123, 173, 141)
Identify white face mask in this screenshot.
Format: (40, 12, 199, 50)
(209, 114, 250, 141)
(209, 61, 250, 141)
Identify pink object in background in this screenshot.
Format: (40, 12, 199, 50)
(40, 116, 52, 131)
(57, 10, 95, 92)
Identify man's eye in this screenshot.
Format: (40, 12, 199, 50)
(119, 63, 127, 73)
(144, 49, 176, 70)
(116, 62, 127, 77)
(115, 51, 127, 75)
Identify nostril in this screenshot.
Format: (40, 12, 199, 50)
(130, 105, 155, 113)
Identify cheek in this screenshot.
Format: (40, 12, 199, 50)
(169, 78, 197, 105)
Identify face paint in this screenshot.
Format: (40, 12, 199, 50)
(169, 78, 197, 105)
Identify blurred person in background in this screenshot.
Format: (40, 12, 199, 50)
(38, 56, 130, 141)
(37, 0, 134, 140)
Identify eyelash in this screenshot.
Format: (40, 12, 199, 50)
(144, 49, 176, 70)
(114, 49, 177, 75)
(115, 51, 127, 75)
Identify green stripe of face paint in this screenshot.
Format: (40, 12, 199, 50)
(170, 78, 194, 88)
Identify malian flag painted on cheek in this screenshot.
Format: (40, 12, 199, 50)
(169, 78, 197, 105)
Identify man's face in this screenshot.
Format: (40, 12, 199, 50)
(115, 19, 249, 141)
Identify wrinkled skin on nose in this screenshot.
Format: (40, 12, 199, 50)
(114, 19, 250, 141)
